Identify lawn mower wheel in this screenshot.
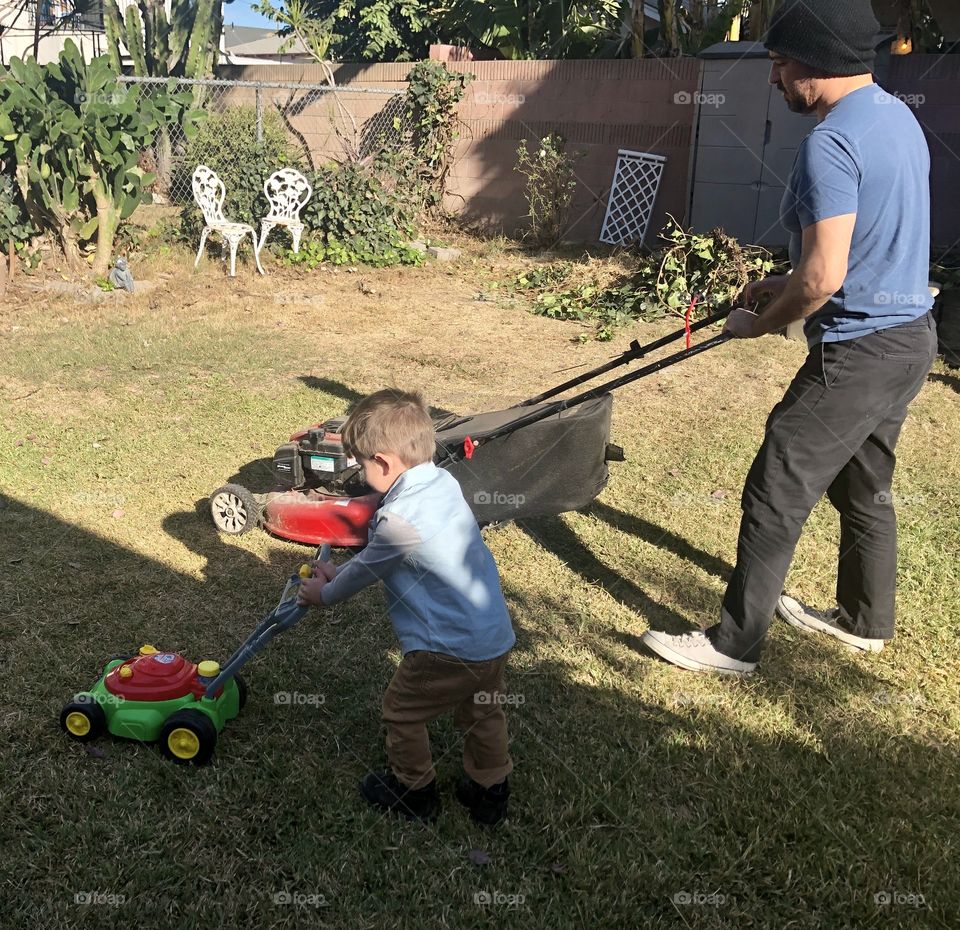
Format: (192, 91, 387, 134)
(210, 484, 259, 536)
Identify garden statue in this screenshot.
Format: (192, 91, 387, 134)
(109, 256, 135, 292)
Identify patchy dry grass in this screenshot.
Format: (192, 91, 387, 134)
(1, 234, 959, 930)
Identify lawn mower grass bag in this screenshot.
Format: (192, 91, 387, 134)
(435, 394, 615, 525)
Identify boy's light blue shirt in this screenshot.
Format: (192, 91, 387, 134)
(320, 461, 516, 662)
(780, 84, 933, 347)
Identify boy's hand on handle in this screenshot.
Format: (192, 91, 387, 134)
(297, 571, 328, 607)
(309, 558, 337, 582)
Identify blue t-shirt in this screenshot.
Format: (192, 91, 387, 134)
(780, 84, 933, 347)
(321, 461, 516, 661)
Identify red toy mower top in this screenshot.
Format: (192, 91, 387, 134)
(105, 647, 217, 702)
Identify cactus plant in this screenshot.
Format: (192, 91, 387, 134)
(103, 0, 224, 79)
(103, 0, 224, 196)
(0, 41, 204, 275)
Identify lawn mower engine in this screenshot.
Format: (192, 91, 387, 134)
(271, 417, 359, 492)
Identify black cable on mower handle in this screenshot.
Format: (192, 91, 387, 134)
(515, 306, 733, 407)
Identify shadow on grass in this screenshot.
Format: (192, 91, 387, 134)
(219, 458, 277, 492)
(928, 372, 960, 394)
(296, 374, 460, 421)
(517, 511, 725, 635)
(587, 500, 733, 579)
(297, 375, 365, 403)
(4, 491, 957, 927)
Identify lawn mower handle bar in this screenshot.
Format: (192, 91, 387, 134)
(516, 306, 733, 408)
(203, 544, 330, 700)
(448, 331, 733, 456)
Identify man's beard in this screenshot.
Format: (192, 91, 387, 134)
(778, 82, 816, 115)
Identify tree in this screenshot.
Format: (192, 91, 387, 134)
(255, 0, 434, 62)
(256, 0, 742, 61)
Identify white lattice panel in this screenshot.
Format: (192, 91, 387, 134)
(599, 149, 667, 246)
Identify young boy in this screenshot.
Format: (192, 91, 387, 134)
(297, 389, 516, 825)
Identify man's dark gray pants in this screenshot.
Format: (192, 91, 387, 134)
(710, 312, 937, 664)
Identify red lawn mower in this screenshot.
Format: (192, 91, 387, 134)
(209, 310, 733, 547)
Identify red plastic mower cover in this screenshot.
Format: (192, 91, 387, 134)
(261, 491, 380, 547)
(105, 652, 208, 702)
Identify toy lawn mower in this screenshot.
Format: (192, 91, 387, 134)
(209, 309, 734, 547)
(60, 546, 329, 764)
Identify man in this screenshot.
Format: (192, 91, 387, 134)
(642, 0, 937, 676)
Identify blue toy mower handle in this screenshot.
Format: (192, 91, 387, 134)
(203, 544, 331, 699)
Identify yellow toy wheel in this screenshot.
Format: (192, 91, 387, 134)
(59, 695, 106, 743)
(66, 712, 91, 736)
(159, 710, 218, 765)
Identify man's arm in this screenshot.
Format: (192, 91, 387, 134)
(725, 213, 856, 338)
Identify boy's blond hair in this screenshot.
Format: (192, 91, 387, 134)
(342, 388, 435, 467)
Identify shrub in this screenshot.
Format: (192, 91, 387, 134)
(511, 218, 779, 340)
(0, 43, 199, 275)
(294, 156, 422, 267)
(516, 133, 578, 248)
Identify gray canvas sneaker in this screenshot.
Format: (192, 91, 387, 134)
(776, 594, 885, 652)
(641, 629, 756, 676)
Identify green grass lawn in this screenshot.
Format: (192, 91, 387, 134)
(1, 242, 959, 929)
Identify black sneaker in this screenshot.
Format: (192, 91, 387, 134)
(455, 774, 510, 826)
(359, 771, 439, 823)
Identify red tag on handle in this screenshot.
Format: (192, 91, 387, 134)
(464, 436, 475, 460)
(685, 295, 699, 349)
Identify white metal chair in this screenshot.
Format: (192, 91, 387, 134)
(191, 165, 265, 277)
(258, 168, 313, 255)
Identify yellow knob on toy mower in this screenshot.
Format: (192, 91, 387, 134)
(197, 660, 220, 678)
(299, 564, 313, 579)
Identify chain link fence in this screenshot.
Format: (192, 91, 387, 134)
(119, 76, 410, 205)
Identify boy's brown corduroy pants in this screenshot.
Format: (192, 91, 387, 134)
(381, 650, 513, 790)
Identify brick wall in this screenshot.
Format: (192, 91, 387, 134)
(218, 59, 701, 244)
